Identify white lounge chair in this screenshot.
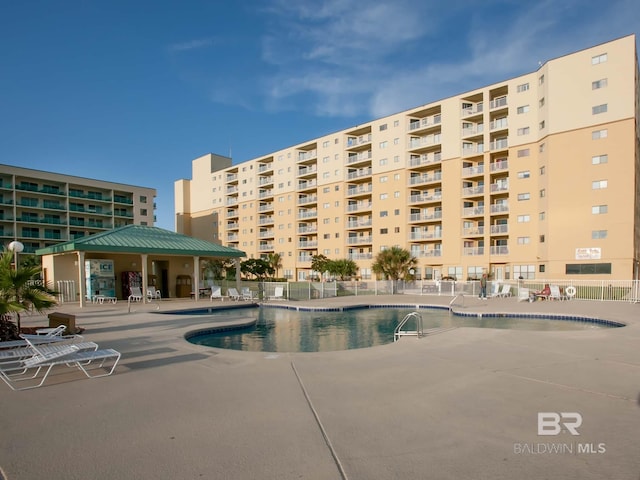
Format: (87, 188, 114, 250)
(0, 340, 98, 363)
(489, 283, 502, 298)
(128, 287, 143, 302)
(518, 288, 531, 302)
(241, 287, 254, 301)
(269, 286, 285, 301)
(497, 284, 512, 297)
(0, 325, 75, 350)
(210, 286, 224, 302)
(549, 285, 568, 301)
(147, 287, 161, 300)
(0, 338, 121, 391)
(227, 288, 242, 301)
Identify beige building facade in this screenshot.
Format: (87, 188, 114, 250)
(175, 35, 640, 281)
(1, 164, 156, 256)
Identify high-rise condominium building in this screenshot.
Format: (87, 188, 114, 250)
(1, 164, 156, 255)
(175, 35, 640, 282)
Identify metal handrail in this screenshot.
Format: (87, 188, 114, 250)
(394, 312, 424, 341)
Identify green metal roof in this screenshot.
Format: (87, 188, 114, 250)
(35, 225, 246, 258)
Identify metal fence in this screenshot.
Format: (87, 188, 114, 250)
(250, 279, 640, 303)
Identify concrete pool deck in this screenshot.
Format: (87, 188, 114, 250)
(1, 295, 639, 479)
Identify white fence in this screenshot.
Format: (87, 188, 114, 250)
(56, 280, 77, 303)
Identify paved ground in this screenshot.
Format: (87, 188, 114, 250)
(1, 295, 639, 480)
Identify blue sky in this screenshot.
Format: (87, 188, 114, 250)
(1, 0, 638, 230)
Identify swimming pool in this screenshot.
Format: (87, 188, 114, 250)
(183, 306, 621, 353)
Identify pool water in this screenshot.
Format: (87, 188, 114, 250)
(185, 307, 614, 353)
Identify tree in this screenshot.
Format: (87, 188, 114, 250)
(371, 246, 418, 280)
(241, 258, 274, 280)
(326, 259, 358, 280)
(311, 254, 330, 280)
(201, 259, 232, 281)
(0, 250, 57, 339)
(266, 253, 282, 279)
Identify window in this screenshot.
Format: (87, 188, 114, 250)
(592, 154, 608, 165)
(592, 230, 608, 239)
(592, 205, 608, 214)
(379, 193, 388, 200)
(538, 74, 544, 85)
(539, 120, 545, 130)
(592, 78, 608, 89)
(539, 143, 545, 153)
(140, 209, 148, 216)
(379, 124, 388, 131)
(539, 235, 545, 243)
(517, 193, 530, 201)
(539, 265, 546, 273)
(517, 148, 530, 157)
(394, 227, 400, 233)
(517, 214, 530, 223)
(517, 83, 529, 92)
(539, 189, 545, 198)
(539, 166, 545, 175)
(514, 265, 535, 280)
(517, 170, 530, 179)
(323, 187, 330, 193)
(517, 127, 530, 136)
(323, 233, 330, 239)
(380, 228, 388, 234)
(566, 263, 611, 274)
(394, 209, 400, 215)
(323, 202, 330, 209)
(591, 53, 607, 65)
(322, 156, 329, 163)
(322, 140, 329, 148)
(539, 211, 545, 220)
(379, 158, 388, 166)
(379, 141, 388, 149)
(592, 180, 608, 189)
(592, 104, 608, 115)
(140, 196, 147, 203)
(379, 176, 388, 183)
(394, 191, 400, 198)
(539, 97, 545, 107)
(517, 105, 529, 114)
(592, 129, 608, 139)
(380, 211, 388, 217)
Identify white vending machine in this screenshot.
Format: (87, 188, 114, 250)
(85, 259, 116, 301)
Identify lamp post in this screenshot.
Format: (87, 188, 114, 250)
(8, 240, 24, 270)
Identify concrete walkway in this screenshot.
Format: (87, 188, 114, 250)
(1, 295, 639, 479)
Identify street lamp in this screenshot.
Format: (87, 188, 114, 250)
(8, 240, 24, 270)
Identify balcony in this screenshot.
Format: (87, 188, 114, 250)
(297, 149, 317, 163)
(298, 240, 318, 249)
(346, 134, 372, 149)
(227, 221, 239, 230)
(297, 195, 317, 206)
(462, 144, 484, 156)
(490, 96, 508, 110)
(297, 225, 317, 234)
(346, 150, 373, 166)
(463, 247, 485, 256)
(225, 173, 238, 183)
(258, 176, 274, 186)
(347, 236, 372, 245)
(490, 224, 509, 235)
(226, 185, 239, 195)
(346, 202, 372, 213)
(258, 203, 274, 212)
(408, 193, 442, 205)
(227, 234, 239, 242)
(226, 209, 238, 219)
(408, 152, 442, 168)
(461, 124, 484, 138)
(346, 219, 372, 229)
(490, 159, 509, 172)
(297, 254, 314, 263)
(346, 184, 372, 197)
(490, 138, 509, 151)
(408, 115, 441, 133)
(490, 203, 509, 214)
(490, 118, 508, 131)
(409, 231, 442, 241)
(259, 243, 274, 251)
(490, 181, 509, 193)
(408, 211, 442, 223)
(408, 134, 441, 151)
(408, 172, 442, 186)
(346, 168, 372, 181)
(463, 226, 484, 236)
(411, 249, 442, 258)
(297, 165, 317, 178)
(297, 180, 318, 192)
(258, 189, 273, 199)
(258, 216, 274, 225)
(462, 165, 484, 177)
(258, 163, 273, 173)
(226, 198, 238, 206)
(462, 104, 483, 117)
(297, 210, 318, 219)
(490, 245, 509, 255)
(347, 252, 373, 260)
(259, 229, 275, 238)
(462, 206, 485, 216)
(462, 185, 484, 196)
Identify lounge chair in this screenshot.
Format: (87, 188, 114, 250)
(489, 283, 502, 298)
(0, 340, 99, 363)
(147, 287, 161, 300)
(533, 284, 551, 301)
(518, 288, 531, 302)
(241, 287, 254, 301)
(269, 286, 285, 301)
(0, 325, 75, 350)
(497, 284, 512, 297)
(227, 287, 242, 301)
(549, 285, 568, 301)
(128, 287, 143, 302)
(0, 338, 121, 391)
(210, 286, 224, 302)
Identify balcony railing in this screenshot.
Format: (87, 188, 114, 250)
(411, 249, 442, 258)
(346, 151, 372, 164)
(490, 182, 509, 193)
(297, 195, 317, 205)
(490, 224, 509, 234)
(409, 194, 442, 204)
(408, 115, 441, 131)
(490, 203, 509, 214)
(297, 149, 317, 162)
(490, 96, 508, 109)
(347, 253, 373, 260)
(409, 172, 442, 186)
(462, 206, 485, 216)
(462, 185, 484, 196)
(408, 152, 442, 168)
(409, 134, 442, 149)
(490, 138, 509, 150)
(462, 165, 484, 176)
(490, 245, 509, 255)
(346, 219, 372, 228)
(346, 185, 372, 196)
(409, 231, 442, 240)
(490, 160, 509, 172)
(463, 226, 484, 236)
(297, 210, 318, 219)
(463, 247, 485, 255)
(408, 212, 442, 222)
(347, 236, 372, 245)
(346, 134, 372, 147)
(462, 104, 483, 116)
(347, 168, 372, 180)
(346, 203, 372, 213)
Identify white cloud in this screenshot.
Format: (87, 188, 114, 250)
(168, 37, 215, 53)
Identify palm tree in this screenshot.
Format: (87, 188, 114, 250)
(266, 253, 283, 279)
(371, 246, 418, 280)
(0, 250, 57, 337)
(326, 259, 358, 280)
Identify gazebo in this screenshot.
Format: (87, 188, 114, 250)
(36, 225, 246, 307)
